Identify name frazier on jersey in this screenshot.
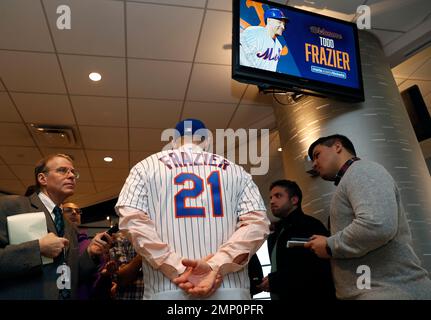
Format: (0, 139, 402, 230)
(159, 151, 230, 170)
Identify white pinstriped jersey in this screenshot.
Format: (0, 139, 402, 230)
(116, 145, 266, 299)
(240, 26, 282, 72)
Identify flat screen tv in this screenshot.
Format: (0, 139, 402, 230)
(232, 0, 364, 102)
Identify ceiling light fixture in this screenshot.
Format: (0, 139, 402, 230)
(104, 156, 113, 162)
(89, 72, 102, 81)
(278, 148, 282, 152)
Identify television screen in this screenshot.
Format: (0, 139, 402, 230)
(232, 0, 364, 102)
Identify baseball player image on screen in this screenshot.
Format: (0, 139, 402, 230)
(115, 119, 270, 300)
(240, 8, 289, 72)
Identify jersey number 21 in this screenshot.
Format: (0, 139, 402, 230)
(174, 171, 223, 218)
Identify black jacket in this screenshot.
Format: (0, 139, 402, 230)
(267, 208, 335, 300)
(248, 253, 264, 296)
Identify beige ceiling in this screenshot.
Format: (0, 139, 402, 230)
(0, 0, 430, 206)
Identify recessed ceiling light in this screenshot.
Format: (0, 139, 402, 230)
(89, 72, 102, 81)
(278, 148, 282, 152)
(104, 156, 113, 162)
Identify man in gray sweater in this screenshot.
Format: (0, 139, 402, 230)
(305, 134, 431, 299)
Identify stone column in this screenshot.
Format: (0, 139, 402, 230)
(273, 31, 431, 271)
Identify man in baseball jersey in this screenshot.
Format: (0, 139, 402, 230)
(240, 8, 288, 72)
(115, 119, 269, 299)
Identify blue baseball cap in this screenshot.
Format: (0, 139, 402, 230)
(174, 118, 208, 139)
(264, 8, 289, 23)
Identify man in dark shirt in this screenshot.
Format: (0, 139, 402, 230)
(258, 180, 335, 300)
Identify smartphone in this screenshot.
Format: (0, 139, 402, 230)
(286, 237, 310, 248)
(101, 223, 119, 242)
(287, 241, 307, 248)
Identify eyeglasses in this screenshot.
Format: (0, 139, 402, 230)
(63, 207, 82, 215)
(44, 166, 80, 179)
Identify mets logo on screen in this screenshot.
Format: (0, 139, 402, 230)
(256, 47, 282, 61)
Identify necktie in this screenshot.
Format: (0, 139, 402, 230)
(53, 206, 64, 237)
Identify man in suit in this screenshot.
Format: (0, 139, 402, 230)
(0, 154, 111, 299)
(258, 180, 335, 300)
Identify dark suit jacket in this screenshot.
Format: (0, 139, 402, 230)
(248, 253, 264, 296)
(0, 193, 97, 299)
(268, 208, 335, 300)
